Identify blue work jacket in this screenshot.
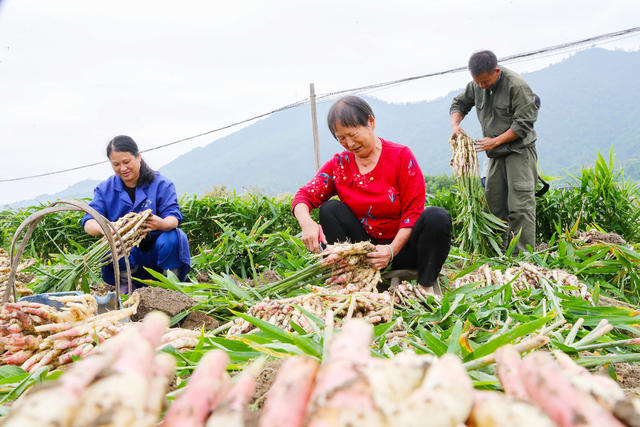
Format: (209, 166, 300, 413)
(81, 172, 190, 268)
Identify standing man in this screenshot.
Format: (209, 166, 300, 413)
(450, 50, 538, 254)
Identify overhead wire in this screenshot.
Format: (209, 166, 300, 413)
(353, 32, 640, 99)
(2, 25, 639, 183)
(315, 26, 640, 101)
(0, 97, 309, 182)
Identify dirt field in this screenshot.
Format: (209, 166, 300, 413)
(616, 363, 640, 397)
(244, 359, 283, 427)
(180, 310, 219, 330)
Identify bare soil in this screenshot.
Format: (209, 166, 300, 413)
(131, 287, 196, 322)
(615, 363, 640, 398)
(194, 270, 211, 283)
(15, 272, 35, 283)
(180, 310, 220, 330)
(91, 282, 115, 297)
(244, 359, 283, 427)
(251, 359, 283, 408)
(576, 230, 627, 245)
(233, 270, 282, 288)
(536, 242, 549, 252)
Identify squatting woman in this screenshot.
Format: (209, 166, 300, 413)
(293, 96, 451, 290)
(82, 135, 190, 293)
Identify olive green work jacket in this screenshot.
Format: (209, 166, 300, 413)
(449, 67, 538, 158)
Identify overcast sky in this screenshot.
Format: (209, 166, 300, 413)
(1, 0, 639, 205)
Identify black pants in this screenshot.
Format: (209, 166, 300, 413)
(319, 200, 452, 287)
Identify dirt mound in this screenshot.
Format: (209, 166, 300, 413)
(233, 270, 282, 288)
(131, 287, 196, 322)
(180, 310, 219, 330)
(615, 363, 640, 398)
(228, 358, 283, 427)
(251, 359, 283, 408)
(536, 242, 549, 252)
(576, 230, 627, 245)
(194, 270, 210, 283)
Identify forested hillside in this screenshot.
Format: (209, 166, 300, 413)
(8, 48, 639, 207)
(160, 48, 639, 195)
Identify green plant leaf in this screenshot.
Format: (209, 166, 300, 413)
(419, 329, 447, 356)
(463, 313, 555, 362)
(231, 311, 293, 344)
(446, 320, 464, 354)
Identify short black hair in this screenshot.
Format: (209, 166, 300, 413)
(469, 50, 498, 76)
(106, 135, 155, 186)
(327, 96, 374, 139)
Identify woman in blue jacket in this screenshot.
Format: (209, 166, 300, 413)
(82, 135, 190, 293)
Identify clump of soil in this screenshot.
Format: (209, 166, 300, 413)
(225, 359, 283, 427)
(615, 363, 640, 398)
(15, 272, 35, 283)
(233, 270, 282, 288)
(194, 270, 211, 283)
(131, 287, 196, 321)
(536, 242, 549, 251)
(179, 310, 219, 330)
(167, 374, 179, 393)
(251, 359, 283, 409)
(90, 282, 115, 297)
(576, 230, 627, 245)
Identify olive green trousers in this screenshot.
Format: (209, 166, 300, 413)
(485, 145, 537, 254)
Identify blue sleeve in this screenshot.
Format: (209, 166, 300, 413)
(156, 178, 183, 223)
(81, 186, 108, 227)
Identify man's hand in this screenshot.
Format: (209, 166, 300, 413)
(450, 112, 465, 139)
(475, 137, 499, 152)
(367, 244, 393, 270)
(476, 129, 518, 152)
(451, 124, 466, 139)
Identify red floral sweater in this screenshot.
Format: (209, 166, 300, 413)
(292, 139, 425, 241)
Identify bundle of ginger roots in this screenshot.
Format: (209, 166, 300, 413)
(228, 242, 427, 336)
(5, 315, 640, 426)
(0, 292, 205, 373)
(0, 293, 138, 372)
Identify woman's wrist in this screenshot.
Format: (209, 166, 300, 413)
(160, 215, 179, 231)
(386, 244, 394, 263)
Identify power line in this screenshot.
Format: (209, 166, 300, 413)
(0, 97, 309, 183)
(315, 25, 640, 101)
(2, 25, 639, 184)
(504, 31, 640, 67)
(141, 98, 310, 155)
(344, 28, 640, 99)
(500, 26, 640, 62)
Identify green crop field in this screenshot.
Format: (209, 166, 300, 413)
(0, 150, 639, 423)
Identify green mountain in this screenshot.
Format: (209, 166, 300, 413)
(524, 48, 640, 176)
(8, 48, 640, 208)
(159, 47, 640, 196)
(3, 179, 101, 210)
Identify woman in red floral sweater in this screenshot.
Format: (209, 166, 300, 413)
(293, 96, 451, 289)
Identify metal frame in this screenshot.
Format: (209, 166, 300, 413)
(2, 199, 132, 305)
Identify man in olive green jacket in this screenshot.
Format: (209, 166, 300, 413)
(450, 50, 538, 253)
